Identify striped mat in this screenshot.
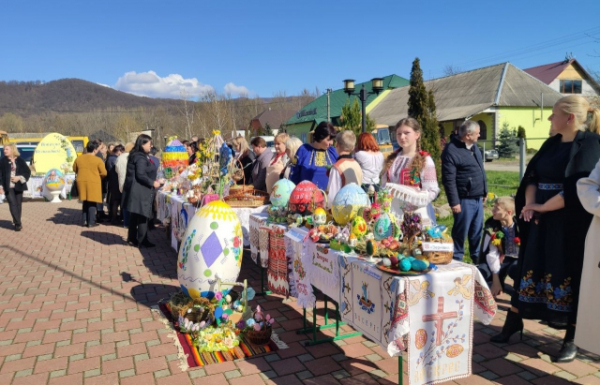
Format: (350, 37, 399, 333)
(158, 303, 279, 367)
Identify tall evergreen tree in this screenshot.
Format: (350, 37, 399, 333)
(407, 58, 442, 182)
(340, 98, 375, 137)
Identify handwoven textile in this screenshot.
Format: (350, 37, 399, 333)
(266, 226, 289, 296)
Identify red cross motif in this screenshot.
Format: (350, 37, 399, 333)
(422, 297, 458, 346)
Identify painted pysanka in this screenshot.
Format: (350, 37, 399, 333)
(331, 183, 370, 225)
(270, 179, 295, 207)
(288, 181, 325, 216)
(177, 201, 243, 300)
(44, 168, 65, 191)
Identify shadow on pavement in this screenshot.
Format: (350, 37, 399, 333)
(128, 281, 179, 308)
(81, 230, 129, 246)
(46, 207, 85, 226)
(0, 219, 13, 230)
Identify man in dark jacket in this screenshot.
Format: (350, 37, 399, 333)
(441, 120, 487, 262)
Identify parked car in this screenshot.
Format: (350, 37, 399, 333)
(478, 146, 499, 162)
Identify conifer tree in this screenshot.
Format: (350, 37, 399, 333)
(340, 98, 375, 137)
(407, 58, 442, 182)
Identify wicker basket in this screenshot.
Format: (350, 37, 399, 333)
(179, 297, 215, 324)
(421, 239, 454, 265)
(229, 184, 255, 195)
(225, 189, 269, 208)
(244, 326, 272, 346)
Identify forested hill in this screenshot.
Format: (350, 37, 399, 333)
(0, 79, 182, 116)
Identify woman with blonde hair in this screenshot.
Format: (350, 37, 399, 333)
(232, 136, 255, 185)
(0, 143, 31, 231)
(491, 95, 600, 363)
(381, 118, 440, 225)
(280, 136, 302, 180)
(265, 133, 289, 193)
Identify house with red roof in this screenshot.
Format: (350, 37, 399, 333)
(524, 58, 600, 97)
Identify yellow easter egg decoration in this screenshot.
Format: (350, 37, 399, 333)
(351, 216, 368, 238)
(312, 207, 327, 226)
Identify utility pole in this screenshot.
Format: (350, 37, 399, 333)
(326, 89, 332, 123)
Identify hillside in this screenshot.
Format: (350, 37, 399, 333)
(0, 79, 182, 116)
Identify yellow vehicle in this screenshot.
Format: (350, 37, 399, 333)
(371, 124, 394, 158)
(7, 134, 88, 156)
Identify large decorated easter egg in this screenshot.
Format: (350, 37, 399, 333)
(270, 179, 296, 208)
(350, 216, 368, 238)
(177, 201, 243, 300)
(44, 169, 65, 192)
(373, 212, 395, 241)
(288, 181, 325, 216)
(331, 183, 370, 225)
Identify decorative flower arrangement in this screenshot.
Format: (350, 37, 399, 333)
(490, 230, 520, 248)
(239, 305, 275, 346)
(194, 324, 240, 352)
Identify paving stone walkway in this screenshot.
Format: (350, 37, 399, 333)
(0, 200, 599, 385)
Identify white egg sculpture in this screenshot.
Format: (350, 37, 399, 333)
(177, 201, 243, 300)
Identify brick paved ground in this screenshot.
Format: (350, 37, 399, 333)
(0, 199, 599, 385)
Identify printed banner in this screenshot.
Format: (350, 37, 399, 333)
(285, 227, 314, 307)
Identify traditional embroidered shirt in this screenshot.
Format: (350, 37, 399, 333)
(482, 221, 519, 274)
(382, 153, 440, 205)
(289, 144, 338, 190)
(326, 155, 363, 207)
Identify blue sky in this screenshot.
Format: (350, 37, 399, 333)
(2, 0, 600, 99)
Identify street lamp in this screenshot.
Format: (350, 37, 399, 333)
(343, 78, 384, 133)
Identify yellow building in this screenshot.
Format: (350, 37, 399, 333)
(369, 63, 563, 150)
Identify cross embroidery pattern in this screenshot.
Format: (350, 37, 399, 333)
(422, 297, 457, 346)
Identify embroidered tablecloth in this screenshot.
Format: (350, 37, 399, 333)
(249, 213, 268, 264)
(317, 249, 496, 385)
(285, 227, 313, 307)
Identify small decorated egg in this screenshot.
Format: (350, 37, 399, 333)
(411, 259, 429, 271)
(415, 329, 427, 349)
(246, 318, 256, 327)
(225, 295, 232, 303)
(236, 305, 243, 312)
(382, 258, 392, 267)
(366, 240, 378, 256)
(312, 207, 328, 226)
(400, 259, 412, 271)
(446, 344, 464, 358)
(389, 255, 399, 265)
(350, 216, 368, 238)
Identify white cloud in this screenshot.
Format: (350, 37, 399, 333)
(114, 71, 214, 99)
(223, 82, 250, 97)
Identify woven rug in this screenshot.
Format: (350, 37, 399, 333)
(157, 303, 287, 368)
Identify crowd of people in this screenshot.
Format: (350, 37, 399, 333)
(2, 94, 600, 360)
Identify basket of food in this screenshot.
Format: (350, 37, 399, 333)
(179, 297, 215, 324)
(421, 238, 454, 265)
(420, 225, 454, 265)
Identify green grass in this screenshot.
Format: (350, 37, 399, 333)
(434, 171, 520, 264)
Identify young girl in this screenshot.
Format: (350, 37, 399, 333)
(381, 117, 440, 225)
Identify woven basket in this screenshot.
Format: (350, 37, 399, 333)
(421, 239, 454, 265)
(244, 326, 272, 346)
(229, 184, 255, 195)
(225, 189, 269, 208)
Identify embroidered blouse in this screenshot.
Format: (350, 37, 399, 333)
(381, 153, 440, 209)
(289, 144, 338, 190)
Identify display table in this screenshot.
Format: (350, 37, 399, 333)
(0, 174, 75, 203)
(302, 243, 496, 385)
(157, 191, 267, 251)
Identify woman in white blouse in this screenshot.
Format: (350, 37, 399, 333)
(354, 133, 384, 193)
(381, 118, 440, 225)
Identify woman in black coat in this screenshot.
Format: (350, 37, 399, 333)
(0, 143, 31, 231)
(122, 135, 162, 247)
(491, 95, 600, 363)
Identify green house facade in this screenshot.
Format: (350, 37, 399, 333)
(286, 74, 409, 142)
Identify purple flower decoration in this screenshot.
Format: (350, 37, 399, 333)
(214, 292, 223, 301)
